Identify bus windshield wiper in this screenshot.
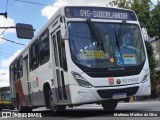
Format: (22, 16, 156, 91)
(86, 18, 105, 51)
(117, 20, 126, 41)
(114, 20, 126, 52)
(114, 28, 120, 52)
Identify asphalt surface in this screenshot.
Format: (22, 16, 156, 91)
(0, 100, 160, 120)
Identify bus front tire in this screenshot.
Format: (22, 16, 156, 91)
(101, 100, 118, 111)
(48, 89, 66, 113)
(49, 89, 57, 113)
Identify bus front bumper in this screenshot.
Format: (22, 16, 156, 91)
(69, 80, 150, 104)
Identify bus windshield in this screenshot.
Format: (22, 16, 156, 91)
(68, 22, 145, 68)
(1, 91, 11, 101)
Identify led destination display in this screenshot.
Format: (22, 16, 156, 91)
(65, 6, 137, 21)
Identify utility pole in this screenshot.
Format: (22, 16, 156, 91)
(0, 12, 7, 18)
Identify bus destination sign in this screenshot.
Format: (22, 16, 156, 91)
(65, 7, 137, 21)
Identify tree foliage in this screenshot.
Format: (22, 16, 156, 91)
(150, 3, 160, 37)
(145, 41, 156, 83)
(110, 0, 160, 38)
(110, 0, 158, 89)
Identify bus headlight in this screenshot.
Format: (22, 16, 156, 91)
(142, 73, 149, 82)
(142, 68, 149, 83)
(71, 71, 93, 88)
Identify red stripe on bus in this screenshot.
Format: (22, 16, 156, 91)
(15, 80, 26, 106)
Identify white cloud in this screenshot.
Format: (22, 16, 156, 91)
(0, 50, 21, 87)
(0, 69, 9, 87)
(0, 16, 15, 44)
(1, 50, 21, 68)
(41, 0, 113, 19)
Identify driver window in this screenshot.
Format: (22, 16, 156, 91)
(122, 32, 133, 47)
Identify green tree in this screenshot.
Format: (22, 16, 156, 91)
(111, 0, 160, 38)
(145, 42, 156, 84)
(109, 0, 131, 9)
(110, 0, 157, 89)
(111, 0, 151, 28)
(150, 3, 160, 37)
(145, 41, 159, 91)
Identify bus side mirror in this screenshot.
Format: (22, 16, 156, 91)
(60, 23, 68, 40)
(141, 28, 148, 41)
(16, 23, 34, 39)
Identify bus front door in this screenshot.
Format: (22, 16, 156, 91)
(23, 55, 32, 105)
(51, 29, 68, 103)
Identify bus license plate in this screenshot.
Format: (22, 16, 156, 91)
(112, 93, 126, 99)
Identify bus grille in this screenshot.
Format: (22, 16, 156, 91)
(97, 86, 139, 98)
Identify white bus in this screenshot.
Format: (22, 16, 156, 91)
(10, 6, 151, 112)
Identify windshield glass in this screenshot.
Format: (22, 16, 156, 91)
(68, 22, 145, 68)
(1, 91, 11, 101)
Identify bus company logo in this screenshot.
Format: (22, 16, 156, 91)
(2, 112, 11, 118)
(116, 79, 121, 84)
(36, 77, 39, 87)
(122, 78, 139, 83)
(108, 78, 114, 85)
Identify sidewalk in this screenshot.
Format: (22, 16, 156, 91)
(131, 97, 160, 102)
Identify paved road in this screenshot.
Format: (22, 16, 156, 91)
(1, 100, 160, 120)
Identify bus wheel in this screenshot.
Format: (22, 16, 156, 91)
(49, 89, 57, 113)
(101, 100, 118, 111)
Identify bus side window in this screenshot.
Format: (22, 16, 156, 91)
(14, 62, 17, 80)
(19, 57, 23, 78)
(17, 59, 20, 79)
(10, 64, 15, 81)
(56, 31, 62, 68)
(16, 57, 23, 79)
(52, 35, 59, 67)
(30, 40, 39, 71)
(39, 29, 50, 65)
(57, 31, 68, 71)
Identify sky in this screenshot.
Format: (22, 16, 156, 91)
(0, 0, 158, 87)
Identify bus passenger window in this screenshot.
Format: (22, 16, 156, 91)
(14, 62, 17, 80)
(39, 29, 50, 65)
(19, 57, 23, 78)
(30, 40, 39, 71)
(10, 65, 15, 81)
(57, 31, 62, 68)
(58, 31, 68, 71)
(52, 35, 59, 67)
(16, 59, 20, 79)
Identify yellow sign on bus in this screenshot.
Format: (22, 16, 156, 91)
(80, 50, 106, 59)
